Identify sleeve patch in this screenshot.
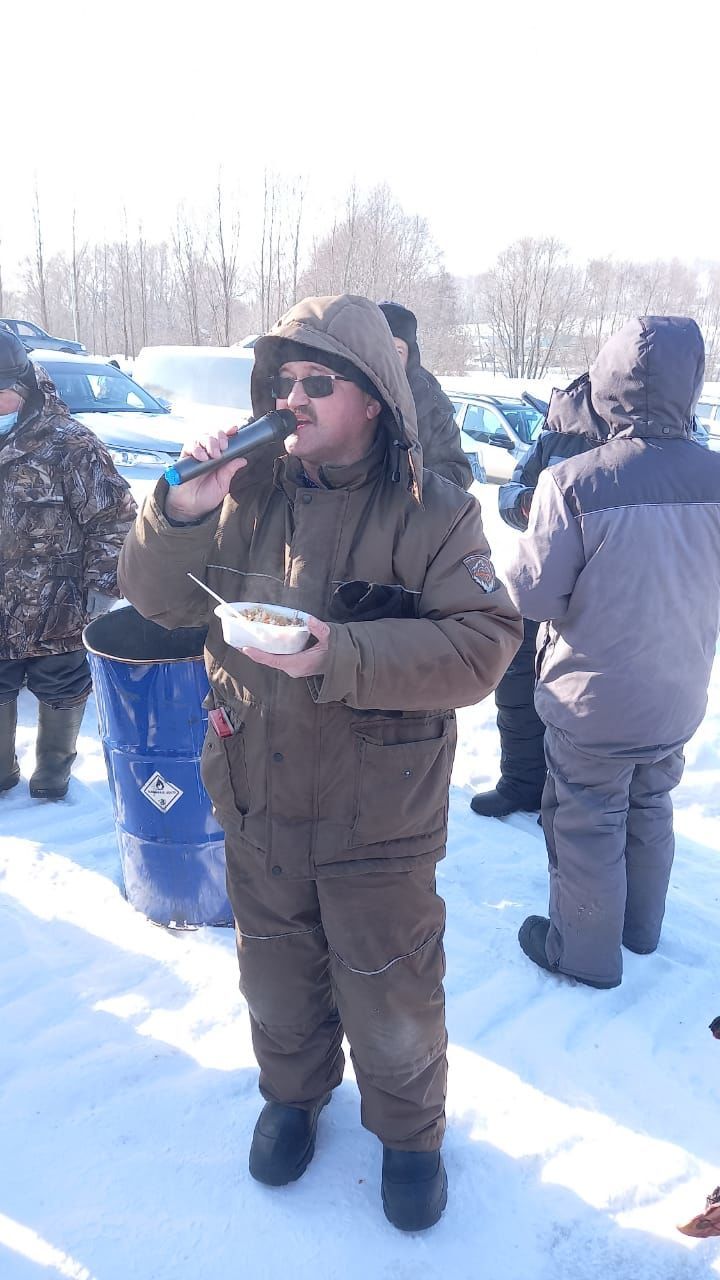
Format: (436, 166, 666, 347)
(462, 552, 497, 593)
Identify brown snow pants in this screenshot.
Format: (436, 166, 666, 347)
(542, 726, 685, 987)
(225, 835, 447, 1151)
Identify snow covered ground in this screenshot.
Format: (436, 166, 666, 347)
(1, 493, 719, 1280)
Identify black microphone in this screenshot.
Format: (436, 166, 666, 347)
(164, 408, 296, 486)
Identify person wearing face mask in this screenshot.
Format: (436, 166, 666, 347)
(0, 328, 136, 800)
(378, 301, 473, 489)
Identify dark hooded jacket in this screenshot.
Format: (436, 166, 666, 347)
(498, 373, 608, 530)
(410, 362, 474, 489)
(0, 364, 137, 660)
(119, 294, 522, 878)
(506, 316, 720, 756)
(379, 302, 473, 489)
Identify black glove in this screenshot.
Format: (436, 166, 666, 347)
(328, 580, 418, 623)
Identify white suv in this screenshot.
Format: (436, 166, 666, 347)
(132, 345, 255, 422)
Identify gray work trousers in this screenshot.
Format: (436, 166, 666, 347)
(541, 726, 685, 987)
(225, 833, 447, 1151)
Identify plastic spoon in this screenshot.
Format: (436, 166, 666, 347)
(187, 573, 245, 621)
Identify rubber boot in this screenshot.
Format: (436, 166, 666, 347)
(249, 1094, 331, 1187)
(0, 699, 21, 793)
(29, 700, 87, 800)
(470, 787, 542, 818)
(381, 1147, 448, 1232)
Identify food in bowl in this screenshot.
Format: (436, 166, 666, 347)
(241, 606, 305, 627)
(215, 601, 311, 655)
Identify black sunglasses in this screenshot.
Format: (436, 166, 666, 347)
(268, 373, 350, 400)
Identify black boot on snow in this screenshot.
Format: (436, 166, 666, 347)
(518, 915, 620, 989)
(470, 788, 541, 818)
(0, 699, 20, 793)
(249, 1094, 331, 1186)
(29, 701, 87, 800)
(381, 1147, 448, 1232)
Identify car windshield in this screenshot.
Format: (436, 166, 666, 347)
(133, 352, 253, 411)
(499, 404, 545, 443)
(42, 365, 165, 414)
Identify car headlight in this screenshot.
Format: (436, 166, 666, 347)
(465, 451, 487, 483)
(107, 447, 173, 467)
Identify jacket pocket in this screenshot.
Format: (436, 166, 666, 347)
(16, 494, 70, 540)
(200, 720, 250, 825)
(349, 716, 450, 849)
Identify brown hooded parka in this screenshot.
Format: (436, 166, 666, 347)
(119, 295, 521, 1153)
(119, 296, 521, 877)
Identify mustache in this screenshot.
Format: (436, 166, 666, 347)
(292, 407, 316, 425)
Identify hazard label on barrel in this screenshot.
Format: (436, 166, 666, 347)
(140, 771, 183, 812)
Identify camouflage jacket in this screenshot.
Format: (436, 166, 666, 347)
(0, 367, 137, 659)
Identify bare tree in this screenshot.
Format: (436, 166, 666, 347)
(300, 184, 468, 372)
(695, 263, 720, 380)
(9, 175, 720, 379)
(136, 224, 149, 350)
(172, 207, 206, 345)
(207, 180, 241, 344)
(100, 241, 111, 354)
(290, 181, 305, 304)
(70, 210, 83, 343)
(477, 238, 580, 378)
(573, 258, 634, 367)
(255, 173, 307, 332)
(258, 172, 274, 333)
(29, 182, 49, 330)
(121, 214, 137, 356)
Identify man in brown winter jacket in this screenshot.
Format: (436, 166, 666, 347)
(0, 328, 136, 800)
(118, 294, 521, 1231)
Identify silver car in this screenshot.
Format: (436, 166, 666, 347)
(30, 351, 187, 502)
(449, 393, 545, 482)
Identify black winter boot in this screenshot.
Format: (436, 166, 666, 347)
(381, 1147, 448, 1232)
(0, 699, 21, 793)
(29, 700, 87, 800)
(470, 787, 542, 818)
(249, 1094, 331, 1186)
(518, 915, 620, 989)
(622, 936, 657, 956)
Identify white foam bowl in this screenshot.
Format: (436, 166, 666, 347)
(214, 601, 311, 654)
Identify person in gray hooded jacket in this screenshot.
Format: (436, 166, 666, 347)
(506, 315, 720, 989)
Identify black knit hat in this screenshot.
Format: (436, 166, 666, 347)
(378, 301, 418, 350)
(0, 326, 32, 392)
(268, 339, 380, 402)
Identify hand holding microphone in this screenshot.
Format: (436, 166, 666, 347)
(164, 409, 295, 521)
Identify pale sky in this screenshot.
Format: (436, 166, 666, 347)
(3, 0, 718, 285)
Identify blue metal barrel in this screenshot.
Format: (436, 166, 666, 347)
(83, 605, 232, 928)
